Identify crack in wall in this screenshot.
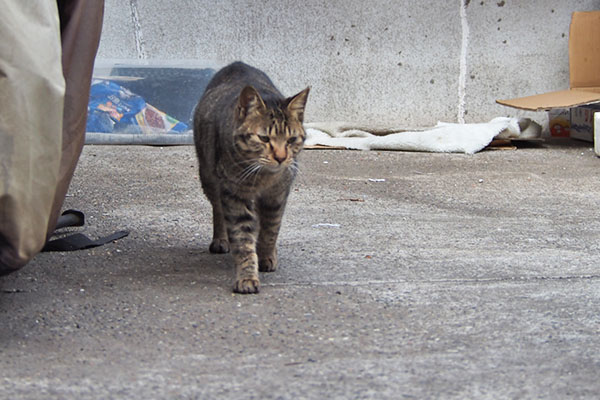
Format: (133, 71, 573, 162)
(130, 0, 147, 59)
(458, 0, 470, 123)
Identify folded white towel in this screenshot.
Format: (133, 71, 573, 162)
(305, 117, 541, 154)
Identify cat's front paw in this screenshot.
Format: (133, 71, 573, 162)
(233, 278, 260, 294)
(258, 256, 278, 272)
(209, 238, 230, 254)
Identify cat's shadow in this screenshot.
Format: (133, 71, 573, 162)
(0, 243, 238, 299)
(129, 245, 235, 289)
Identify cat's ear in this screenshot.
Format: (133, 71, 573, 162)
(237, 86, 266, 121)
(286, 87, 310, 123)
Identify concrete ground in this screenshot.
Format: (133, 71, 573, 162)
(1, 140, 599, 399)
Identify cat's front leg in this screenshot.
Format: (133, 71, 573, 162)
(256, 195, 287, 273)
(222, 186, 260, 294)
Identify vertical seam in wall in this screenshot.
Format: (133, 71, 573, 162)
(458, 0, 470, 124)
(130, 0, 147, 59)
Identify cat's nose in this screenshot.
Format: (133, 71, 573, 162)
(274, 153, 286, 164)
(274, 147, 287, 164)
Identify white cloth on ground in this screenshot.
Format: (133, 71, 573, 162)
(305, 117, 541, 154)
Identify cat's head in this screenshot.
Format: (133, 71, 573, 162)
(233, 86, 310, 171)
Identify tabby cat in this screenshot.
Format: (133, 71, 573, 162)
(193, 62, 310, 294)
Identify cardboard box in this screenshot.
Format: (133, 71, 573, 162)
(571, 104, 600, 141)
(547, 105, 600, 141)
(548, 109, 571, 138)
(497, 11, 600, 153)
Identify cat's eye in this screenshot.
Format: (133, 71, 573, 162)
(287, 137, 296, 144)
(258, 135, 270, 143)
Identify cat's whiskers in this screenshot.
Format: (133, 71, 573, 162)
(231, 155, 261, 171)
(258, 156, 273, 166)
(237, 162, 263, 184)
(287, 161, 300, 177)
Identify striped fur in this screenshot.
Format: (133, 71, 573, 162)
(193, 62, 309, 294)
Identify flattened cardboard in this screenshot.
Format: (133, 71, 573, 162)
(497, 89, 600, 111)
(497, 11, 600, 111)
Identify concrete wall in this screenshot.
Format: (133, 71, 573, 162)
(97, 0, 600, 128)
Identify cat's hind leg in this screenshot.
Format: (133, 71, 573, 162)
(209, 202, 230, 254)
(200, 177, 230, 253)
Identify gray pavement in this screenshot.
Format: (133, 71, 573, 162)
(1, 141, 600, 399)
